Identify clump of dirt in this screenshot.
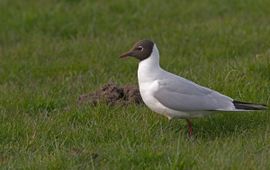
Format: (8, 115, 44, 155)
(78, 82, 143, 106)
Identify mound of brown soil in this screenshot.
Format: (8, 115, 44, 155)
(78, 82, 143, 106)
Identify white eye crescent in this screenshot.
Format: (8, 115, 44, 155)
(136, 46, 143, 51)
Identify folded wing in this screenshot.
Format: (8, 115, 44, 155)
(153, 76, 235, 111)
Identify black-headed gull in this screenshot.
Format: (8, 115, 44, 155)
(120, 39, 268, 136)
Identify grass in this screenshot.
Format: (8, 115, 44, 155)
(0, 0, 270, 169)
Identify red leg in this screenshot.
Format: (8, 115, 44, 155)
(186, 119, 193, 137)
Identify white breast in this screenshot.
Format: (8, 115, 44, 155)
(137, 45, 190, 119)
(139, 80, 166, 113)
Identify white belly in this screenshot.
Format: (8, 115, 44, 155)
(139, 81, 191, 119)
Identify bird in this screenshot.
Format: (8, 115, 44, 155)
(120, 39, 268, 136)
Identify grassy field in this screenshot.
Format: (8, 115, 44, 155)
(0, 0, 270, 169)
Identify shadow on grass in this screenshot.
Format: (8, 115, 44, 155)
(162, 111, 270, 139)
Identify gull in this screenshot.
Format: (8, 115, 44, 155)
(120, 39, 268, 136)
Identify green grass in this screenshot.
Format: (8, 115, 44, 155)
(0, 0, 270, 169)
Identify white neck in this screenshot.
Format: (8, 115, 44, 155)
(138, 44, 162, 82)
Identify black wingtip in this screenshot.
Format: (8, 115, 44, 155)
(233, 100, 268, 110)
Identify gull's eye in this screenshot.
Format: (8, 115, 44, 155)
(135, 46, 143, 51)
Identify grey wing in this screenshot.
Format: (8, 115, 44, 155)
(153, 77, 234, 111)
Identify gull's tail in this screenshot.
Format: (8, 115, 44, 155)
(233, 100, 268, 110)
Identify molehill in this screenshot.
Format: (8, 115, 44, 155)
(78, 82, 143, 106)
